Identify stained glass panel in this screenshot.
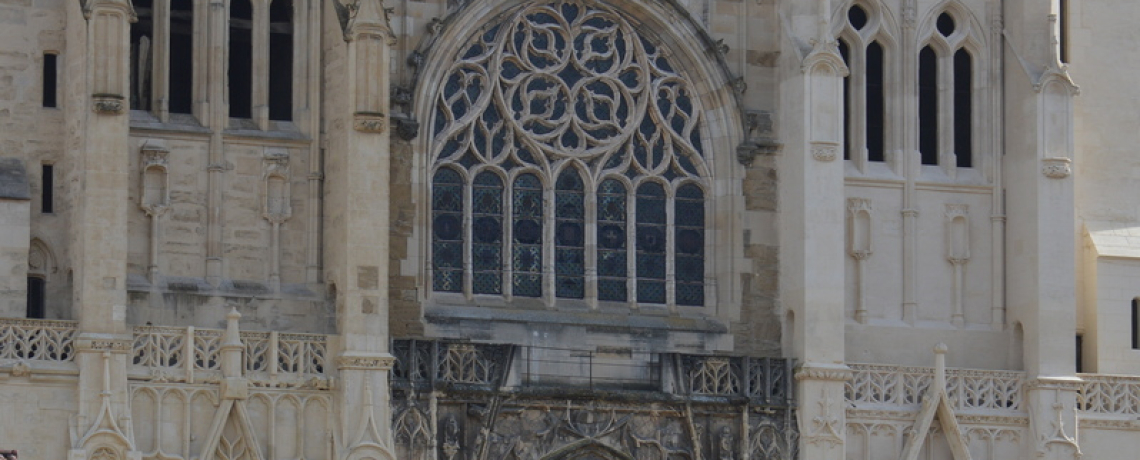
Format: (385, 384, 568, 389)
(472, 171, 503, 294)
(513, 173, 543, 297)
(556, 169, 585, 298)
(636, 182, 666, 304)
(675, 183, 704, 306)
(597, 179, 627, 301)
(432, 168, 464, 292)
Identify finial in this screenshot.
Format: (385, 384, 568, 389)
(934, 343, 948, 354)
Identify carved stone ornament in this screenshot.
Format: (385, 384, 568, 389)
(810, 142, 840, 163)
(336, 355, 396, 371)
(76, 336, 133, 352)
(1042, 157, 1072, 179)
(392, 115, 420, 141)
(794, 363, 853, 382)
(92, 94, 125, 115)
(353, 111, 388, 133)
(9, 361, 30, 377)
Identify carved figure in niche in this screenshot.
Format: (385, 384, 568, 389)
(441, 416, 461, 460)
(90, 447, 118, 460)
(718, 426, 735, 460)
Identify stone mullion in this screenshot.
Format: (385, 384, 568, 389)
(502, 175, 514, 301)
(665, 186, 676, 311)
(153, 0, 171, 121)
(542, 180, 555, 308)
(850, 40, 867, 170)
(625, 181, 636, 310)
(463, 178, 474, 300)
(937, 49, 954, 173)
(251, 0, 269, 129)
(584, 185, 598, 310)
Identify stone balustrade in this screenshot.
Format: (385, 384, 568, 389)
(846, 363, 1024, 412)
(1078, 374, 1140, 415)
(0, 318, 77, 362)
(131, 325, 328, 378)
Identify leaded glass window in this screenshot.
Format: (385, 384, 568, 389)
(428, 0, 710, 307)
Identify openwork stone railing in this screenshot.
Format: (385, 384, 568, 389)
(391, 339, 513, 390)
(1078, 374, 1140, 415)
(0, 319, 77, 362)
(678, 354, 790, 404)
(132, 326, 328, 375)
(846, 364, 1023, 411)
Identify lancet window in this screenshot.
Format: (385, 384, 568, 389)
(428, 0, 710, 307)
(919, 11, 975, 168)
(838, 3, 891, 164)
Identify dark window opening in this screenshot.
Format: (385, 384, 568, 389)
(1059, 0, 1069, 64)
(41, 164, 53, 213)
(953, 49, 972, 168)
(130, 0, 154, 111)
(848, 4, 868, 30)
(42, 53, 57, 108)
(1076, 334, 1083, 373)
(1133, 299, 1140, 350)
(937, 12, 956, 36)
(26, 277, 45, 319)
(229, 0, 253, 118)
(838, 40, 850, 161)
(918, 46, 938, 165)
(866, 41, 885, 162)
(170, 0, 194, 114)
(268, 0, 293, 120)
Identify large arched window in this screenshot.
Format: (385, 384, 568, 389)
(428, 0, 710, 308)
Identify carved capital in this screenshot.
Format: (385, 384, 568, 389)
(1042, 157, 1072, 179)
(810, 142, 839, 162)
(336, 354, 396, 371)
(795, 363, 853, 382)
(353, 111, 388, 133)
(92, 94, 125, 115)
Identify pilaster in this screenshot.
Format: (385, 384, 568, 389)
(778, 1, 848, 459)
(1003, 1, 1080, 458)
(323, 0, 396, 457)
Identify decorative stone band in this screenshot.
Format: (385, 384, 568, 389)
(75, 334, 133, 353)
(1025, 376, 1082, 392)
(810, 142, 840, 163)
(353, 111, 388, 133)
(92, 94, 126, 115)
(1041, 157, 1072, 179)
(736, 139, 781, 167)
(795, 363, 854, 382)
(336, 354, 396, 371)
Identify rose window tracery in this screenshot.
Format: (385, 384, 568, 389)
(430, 0, 709, 306)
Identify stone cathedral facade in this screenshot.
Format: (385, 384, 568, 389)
(2, 0, 1140, 458)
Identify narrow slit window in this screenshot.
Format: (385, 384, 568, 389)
(1059, 0, 1069, 64)
(228, 0, 254, 118)
(42, 54, 57, 108)
(130, 0, 153, 111)
(953, 49, 972, 168)
(918, 46, 938, 165)
(1076, 334, 1083, 373)
(838, 39, 851, 161)
(41, 164, 53, 213)
(1133, 299, 1140, 350)
(866, 41, 885, 162)
(26, 277, 45, 319)
(268, 0, 293, 121)
(169, 0, 194, 114)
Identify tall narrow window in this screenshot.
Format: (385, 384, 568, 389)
(472, 171, 503, 295)
(169, 0, 194, 114)
(229, 0, 254, 118)
(555, 170, 585, 299)
(1059, 0, 1069, 64)
(1133, 299, 1140, 350)
(597, 179, 627, 302)
(838, 39, 851, 161)
(918, 46, 938, 165)
(42, 54, 57, 108)
(268, 0, 293, 120)
(512, 174, 543, 298)
(1075, 334, 1083, 373)
(130, 0, 154, 110)
(866, 42, 885, 162)
(675, 184, 704, 306)
(432, 168, 464, 293)
(41, 164, 53, 213)
(953, 49, 972, 168)
(26, 277, 45, 319)
(636, 182, 666, 304)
